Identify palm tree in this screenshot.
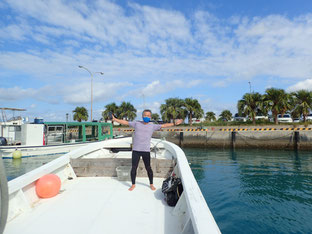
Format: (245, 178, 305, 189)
(291, 107, 301, 120)
(263, 88, 292, 124)
(219, 110, 232, 121)
(160, 98, 186, 123)
(291, 90, 312, 122)
(118, 101, 137, 121)
(102, 103, 119, 122)
(151, 113, 160, 121)
(184, 98, 204, 126)
(205, 111, 216, 122)
(237, 92, 263, 125)
(73, 106, 88, 122)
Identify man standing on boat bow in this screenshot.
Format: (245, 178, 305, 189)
(112, 110, 183, 191)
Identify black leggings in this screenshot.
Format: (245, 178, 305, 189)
(131, 151, 153, 185)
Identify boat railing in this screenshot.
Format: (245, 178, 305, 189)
(161, 140, 221, 234)
(8, 155, 72, 195)
(7, 154, 76, 222)
(0, 152, 9, 233)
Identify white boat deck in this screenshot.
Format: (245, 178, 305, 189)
(5, 177, 182, 234)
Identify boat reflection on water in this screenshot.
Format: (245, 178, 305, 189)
(11, 159, 22, 169)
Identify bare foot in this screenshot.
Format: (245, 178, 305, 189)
(128, 185, 136, 191)
(150, 184, 156, 191)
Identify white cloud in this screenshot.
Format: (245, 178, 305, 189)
(0, 86, 35, 100)
(1, 0, 312, 113)
(131, 3, 191, 41)
(138, 79, 201, 97)
(2, 1, 312, 82)
(0, 85, 62, 103)
(136, 101, 161, 117)
(212, 80, 227, 88)
(0, 82, 131, 105)
(63, 40, 81, 47)
(196, 97, 237, 116)
(39, 111, 65, 122)
(115, 79, 199, 101)
(62, 81, 132, 104)
(0, 24, 28, 41)
(287, 79, 312, 92)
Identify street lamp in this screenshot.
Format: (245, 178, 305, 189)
(78, 65, 104, 121)
(141, 93, 146, 109)
(248, 81, 252, 93)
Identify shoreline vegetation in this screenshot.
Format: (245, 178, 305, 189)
(113, 124, 312, 150)
(109, 121, 312, 131)
(72, 87, 312, 126)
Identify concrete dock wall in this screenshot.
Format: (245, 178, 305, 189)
(113, 127, 312, 150)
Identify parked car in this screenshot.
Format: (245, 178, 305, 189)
(306, 114, 312, 122)
(233, 113, 247, 122)
(191, 118, 205, 124)
(255, 115, 268, 120)
(277, 114, 292, 123)
(293, 118, 300, 123)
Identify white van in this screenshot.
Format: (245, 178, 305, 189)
(277, 114, 292, 123)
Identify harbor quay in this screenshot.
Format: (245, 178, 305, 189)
(113, 125, 312, 150)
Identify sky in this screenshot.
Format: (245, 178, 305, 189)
(1, 0, 312, 121)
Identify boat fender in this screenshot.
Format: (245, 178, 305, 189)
(36, 174, 61, 198)
(0, 137, 7, 146)
(12, 150, 22, 159)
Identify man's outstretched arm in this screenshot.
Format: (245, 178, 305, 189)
(112, 115, 129, 126)
(161, 119, 183, 128)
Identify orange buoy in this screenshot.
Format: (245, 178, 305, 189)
(36, 174, 61, 198)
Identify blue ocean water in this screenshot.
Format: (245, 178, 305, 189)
(184, 148, 312, 234)
(3, 154, 62, 181)
(3, 148, 312, 233)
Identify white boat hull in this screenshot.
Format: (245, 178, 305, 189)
(4, 137, 221, 234)
(0, 141, 101, 159)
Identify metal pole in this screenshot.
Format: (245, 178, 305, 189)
(142, 93, 146, 109)
(78, 66, 103, 122)
(91, 72, 93, 121)
(78, 66, 92, 121)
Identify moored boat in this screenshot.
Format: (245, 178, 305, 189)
(3, 137, 221, 234)
(1, 122, 113, 159)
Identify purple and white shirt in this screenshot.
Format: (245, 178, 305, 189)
(128, 121, 162, 152)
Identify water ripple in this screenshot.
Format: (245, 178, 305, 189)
(184, 148, 312, 234)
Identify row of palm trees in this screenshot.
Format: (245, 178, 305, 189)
(73, 101, 137, 122)
(73, 98, 204, 126)
(73, 88, 312, 125)
(102, 102, 137, 121)
(160, 98, 203, 125)
(206, 88, 312, 124)
(101, 98, 204, 126)
(237, 88, 312, 124)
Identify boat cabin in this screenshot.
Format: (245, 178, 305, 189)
(44, 122, 113, 145)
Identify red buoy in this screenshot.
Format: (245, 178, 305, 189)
(36, 174, 61, 198)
